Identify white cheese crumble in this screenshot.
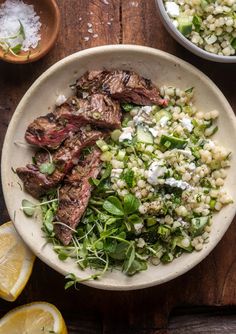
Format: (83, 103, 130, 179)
(165, 2, 180, 18)
(119, 127, 134, 142)
(55, 94, 67, 106)
(148, 127, 159, 137)
(181, 118, 193, 132)
(159, 116, 169, 127)
(147, 161, 166, 186)
(165, 178, 193, 190)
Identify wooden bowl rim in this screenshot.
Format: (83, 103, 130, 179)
(0, 0, 61, 64)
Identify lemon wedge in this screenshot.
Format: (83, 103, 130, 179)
(0, 221, 35, 302)
(0, 302, 68, 334)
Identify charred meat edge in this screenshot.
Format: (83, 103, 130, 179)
(25, 94, 121, 149)
(76, 70, 168, 107)
(17, 128, 105, 199)
(54, 149, 102, 245)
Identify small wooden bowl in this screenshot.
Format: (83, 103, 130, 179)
(0, 0, 60, 64)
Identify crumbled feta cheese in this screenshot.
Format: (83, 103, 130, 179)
(175, 148, 193, 158)
(136, 238, 146, 248)
(133, 115, 144, 125)
(141, 106, 152, 114)
(147, 161, 166, 186)
(173, 20, 179, 28)
(159, 116, 169, 127)
(165, 178, 193, 190)
(207, 140, 215, 149)
(133, 222, 144, 235)
(55, 94, 67, 106)
(165, 2, 180, 17)
(181, 118, 193, 132)
(119, 127, 134, 142)
(148, 127, 159, 137)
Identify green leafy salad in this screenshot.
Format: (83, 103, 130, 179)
(22, 85, 232, 287)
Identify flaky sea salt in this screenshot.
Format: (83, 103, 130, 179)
(0, 0, 41, 51)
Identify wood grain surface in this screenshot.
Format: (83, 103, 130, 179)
(0, 0, 236, 333)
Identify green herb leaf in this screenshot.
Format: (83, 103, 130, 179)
(124, 194, 140, 215)
(121, 169, 135, 188)
(10, 44, 22, 54)
(109, 242, 128, 260)
(39, 162, 55, 175)
(103, 196, 124, 216)
(123, 242, 135, 273)
(121, 103, 136, 112)
(18, 20, 26, 39)
(21, 199, 36, 217)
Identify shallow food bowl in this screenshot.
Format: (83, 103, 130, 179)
(0, 0, 60, 64)
(2, 45, 236, 290)
(156, 0, 236, 63)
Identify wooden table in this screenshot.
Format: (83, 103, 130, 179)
(1, 1, 236, 333)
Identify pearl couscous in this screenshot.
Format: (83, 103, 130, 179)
(164, 0, 236, 56)
(97, 84, 232, 260)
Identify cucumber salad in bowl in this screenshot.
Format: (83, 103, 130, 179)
(17, 69, 232, 285)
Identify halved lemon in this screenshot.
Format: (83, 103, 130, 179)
(0, 221, 35, 301)
(0, 302, 68, 334)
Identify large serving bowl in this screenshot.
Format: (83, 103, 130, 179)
(156, 0, 236, 63)
(2, 45, 236, 290)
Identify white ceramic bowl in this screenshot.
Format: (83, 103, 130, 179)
(2, 45, 236, 290)
(156, 0, 236, 63)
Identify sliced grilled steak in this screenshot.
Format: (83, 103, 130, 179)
(76, 70, 168, 106)
(56, 94, 121, 129)
(17, 128, 104, 198)
(25, 94, 121, 149)
(25, 113, 78, 149)
(54, 149, 101, 245)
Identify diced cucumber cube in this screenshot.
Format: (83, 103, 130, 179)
(137, 126, 154, 144)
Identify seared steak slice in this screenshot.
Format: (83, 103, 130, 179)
(16, 164, 57, 198)
(54, 149, 101, 245)
(25, 94, 121, 149)
(76, 70, 168, 106)
(17, 128, 104, 198)
(57, 94, 121, 129)
(25, 113, 78, 149)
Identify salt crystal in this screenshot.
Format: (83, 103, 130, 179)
(79, 17, 82, 21)
(55, 94, 67, 106)
(102, 0, 109, 4)
(0, 0, 41, 51)
(87, 23, 93, 28)
(107, 22, 112, 25)
(84, 36, 90, 41)
(88, 28, 93, 34)
(93, 34, 98, 38)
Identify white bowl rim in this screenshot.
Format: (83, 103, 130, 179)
(2, 44, 236, 290)
(156, 0, 236, 63)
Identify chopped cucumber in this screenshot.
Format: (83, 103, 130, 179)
(137, 126, 154, 144)
(231, 38, 236, 50)
(190, 217, 209, 237)
(155, 109, 172, 122)
(100, 151, 113, 162)
(193, 15, 202, 32)
(116, 150, 126, 161)
(111, 129, 122, 142)
(178, 16, 193, 36)
(96, 139, 108, 151)
(160, 135, 187, 150)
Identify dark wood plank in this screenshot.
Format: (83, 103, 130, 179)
(169, 308, 236, 334)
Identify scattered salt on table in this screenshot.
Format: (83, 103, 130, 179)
(0, 0, 41, 51)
